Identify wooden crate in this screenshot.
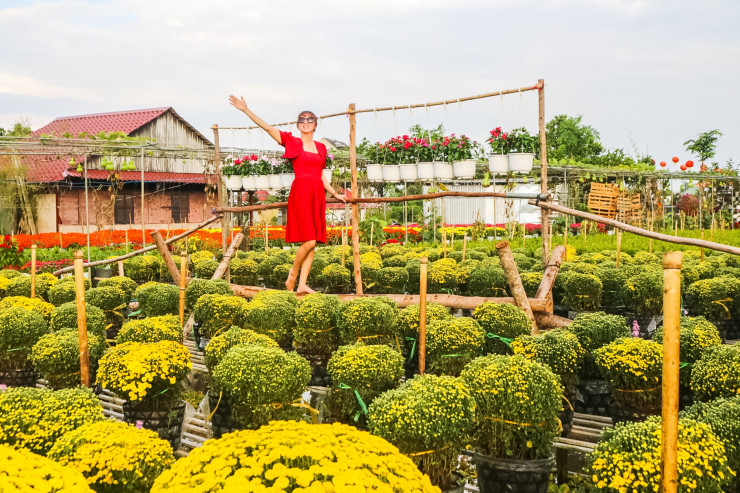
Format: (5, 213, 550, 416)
(587, 183, 618, 219)
(617, 193, 641, 223)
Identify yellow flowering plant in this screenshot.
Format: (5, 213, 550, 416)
(426, 318, 486, 377)
(360, 251, 383, 291)
(194, 258, 219, 278)
(472, 302, 531, 355)
(0, 444, 92, 492)
(85, 285, 127, 313)
(453, 259, 480, 295)
(96, 341, 192, 408)
(194, 293, 249, 339)
(327, 343, 404, 426)
(594, 337, 662, 410)
(337, 297, 398, 346)
(0, 294, 55, 322)
(151, 420, 440, 492)
(134, 282, 179, 317)
(50, 301, 107, 337)
(30, 328, 106, 389)
(190, 249, 215, 267)
(428, 258, 458, 294)
(511, 329, 585, 390)
(375, 266, 409, 294)
(563, 272, 603, 311)
(6, 272, 57, 300)
(116, 314, 182, 344)
(569, 311, 630, 379)
(0, 306, 49, 370)
(320, 263, 352, 293)
(244, 294, 296, 347)
(0, 386, 104, 455)
(294, 292, 341, 356)
(368, 374, 475, 489)
(460, 354, 562, 460)
(98, 275, 138, 302)
(466, 264, 508, 298)
(588, 417, 734, 493)
(123, 254, 162, 283)
(685, 275, 740, 322)
(624, 269, 663, 318)
(47, 420, 175, 493)
(691, 344, 740, 401)
(183, 278, 232, 310)
(229, 257, 259, 286)
(652, 316, 722, 386)
(394, 302, 451, 370)
(204, 326, 278, 371)
(382, 254, 407, 268)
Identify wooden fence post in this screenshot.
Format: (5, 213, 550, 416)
(496, 241, 538, 334)
(151, 231, 180, 285)
(73, 251, 90, 387)
(418, 258, 428, 375)
(616, 228, 623, 268)
(30, 245, 36, 298)
(179, 252, 187, 329)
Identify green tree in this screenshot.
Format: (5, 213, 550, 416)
(544, 114, 603, 162)
(684, 129, 722, 164)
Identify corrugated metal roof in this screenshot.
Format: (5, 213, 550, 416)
(31, 108, 171, 137)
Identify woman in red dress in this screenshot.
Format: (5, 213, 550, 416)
(229, 95, 346, 293)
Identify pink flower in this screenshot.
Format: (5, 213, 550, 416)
(135, 420, 144, 429)
(632, 320, 640, 337)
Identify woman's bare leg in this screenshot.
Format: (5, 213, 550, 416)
(296, 245, 316, 294)
(286, 240, 316, 291)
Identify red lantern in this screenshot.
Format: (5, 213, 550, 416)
(660, 161, 667, 167)
(700, 164, 708, 172)
(686, 160, 694, 168)
(672, 156, 679, 163)
(680, 164, 687, 171)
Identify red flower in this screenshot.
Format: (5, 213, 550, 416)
(660, 161, 666, 167)
(672, 156, 679, 163)
(686, 160, 694, 168)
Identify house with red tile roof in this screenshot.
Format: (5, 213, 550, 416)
(19, 107, 219, 234)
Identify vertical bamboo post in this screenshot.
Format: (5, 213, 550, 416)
(442, 228, 447, 258)
(140, 148, 146, 247)
(348, 103, 363, 295)
(125, 229, 129, 254)
(661, 251, 682, 493)
(264, 221, 268, 252)
(58, 231, 63, 248)
(179, 252, 187, 329)
(616, 228, 623, 268)
(30, 245, 37, 298)
(700, 230, 705, 262)
(538, 78, 549, 266)
(674, 221, 678, 237)
(370, 222, 374, 246)
(462, 234, 467, 261)
(563, 215, 569, 261)
(418, 258, 428, 375)
(522, 223, 526, 247)
(213, 124, 229, 283)
(451, 227, 455, 250)
(151, 231, 180, 285)
(118, 261, 124, 277)
(341, 229, 347, 267)
(73, 251, 90, 387)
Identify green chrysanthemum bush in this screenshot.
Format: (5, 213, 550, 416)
(327, 343, 405, 426)
(50, 301, 107, 337)
(375, 266, 409, 294)
(96, 341, 192, 407)
(253, 288, 299, 306)
(134, 282, 179, 317)
(472, 302, 531, 355)
(183, 278, 232, 310)
(257, 255, 290, 288)
(588, 417, 734, 492)
(189, 250, 215, 267)
(0, 275, 10, 299)
(194, 258, 219, 279)
(85, 285, 127, 313)
(395, 303, 452, 363)
(337, 297, 398, 346)
(685, 276, 740, 322)
(124, 255, 162, 284)
(0, 444, 92, 492)
(193, 293, 249, 339)
(204, 326, 278, 371)
(6, 272, 57, 300)
(229, 257, 259, 286)
(211, 344, 311, 429)
(320, 263, 352, 293)
(596, 266, 631, 308)
(624, 269, 664, 318)
(0, 306, 49, 371)
(691, 344, 740, 401)
(116, 315, 182, 344)
(595, 338, 662, 410)
(0, 295, 55, 322)
(467, 265, 508, 298)
(380, 244, 406, 259)
(243, 294, 296, 348)
(454, 259, 480, 295)
(30, 328, 106, 389)
(368, 374, 475, 489)
(151, 420, 439, 492)
(97, 276, 138, 302)
(0, 386, 104, 455)
(428, 258, 458, 294)
(426, 317, 485, 377)
(511, 329, 585, 389)
(360, 251, 383, 292)
(47, 420, 176, 493)
(460, 354, 562, 460)
(563, 272, 602, 311)
(569, 311, 630, 379)
(159, 254, 182, 283)
(383, 254, 407, 268)
(652, 316, 722, 386)
(520, 271, 543, 298)
(293, 292, 341, 356)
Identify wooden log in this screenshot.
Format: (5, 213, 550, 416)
(535, 245, 566, 301)
(348, 103, 363, 295)
(30, 245, 36, 298)
(530, 200, 740, 257)
(73, 251, 90, 387)
(53, 215, 222, 275)
(118, 261, 124, 277)
(496, 241, 539, 334)
(534, 312, 572, 329)
(151, 231, 180, 285)
(462, 234, 467, 261)
(616, 228, 623, 268)
(211, 233, 244, 280)
(179, 253, 187, 329)
(661, 252, 682, 493)
(538, 78, 549, 266)
(418, 258, 428, 375)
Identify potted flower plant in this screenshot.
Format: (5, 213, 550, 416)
(0, 306, 50, 386)
(486, 127, 509, 174)
(446, 134, 480, 179)
(381, 136, 406, 182)
(433, 135, 455, 180)
(237, 153, 259, 190)
(506, 127, 537, 173)
(364, 141, 384, 183)
(221, 155, 243, 190)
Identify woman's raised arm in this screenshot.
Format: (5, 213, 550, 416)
(228, 95, 281, 144)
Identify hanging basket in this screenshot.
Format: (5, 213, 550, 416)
(366, 163, 383, 182)
(416, 162, 435, 180)
(207, 390, 234, 439)
(433, 161, 454, 180)
(0, 368, 37, 388)
(122, 401, 186, 450)
(474, 453, 554, 493)
(269, 174, 282, 189)
(399, 163, 418, 181)
(453, 159, 477, 179)
(224, 175, 243, 190)
(381, 164, 401, 182)
(254, 175, 270, 190)
(508, 153, 535, 173)
(488, 154, 509, 174)
(280, 173, 295, 189)
(241, 175, 256, 190)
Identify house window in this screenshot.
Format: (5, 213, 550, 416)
(171, 191, 189, 223)
(114, 193, 135, 225)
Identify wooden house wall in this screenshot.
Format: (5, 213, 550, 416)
(130, 111, 210, 174)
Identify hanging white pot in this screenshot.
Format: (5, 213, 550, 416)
(225, 175, 243, 190)
(280, 173, 295, 189)
(254, 175, 271, 190)
(433, 161, 454, 180)
(508, 153, 535, 173)
(399, 163, 418, 181)
(488, 154, 509, 174)
(453, 159, 477, 179)
(366, 163, 384, 182)
(417, 162, 435, 180)
(269, 174, 282, 189)
(241, 175, 255, 190)
(381, 164, 401, 182)
(322, 168, 333, 182)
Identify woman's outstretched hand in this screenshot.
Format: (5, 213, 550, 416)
(229, 95, 248, 112)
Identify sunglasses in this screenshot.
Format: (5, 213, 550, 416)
(298, 117, 316, 124)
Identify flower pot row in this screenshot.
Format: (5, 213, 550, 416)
(487, 153, 536, 174)
(366, 160, 478, 183)
(223, 169, 333, 191)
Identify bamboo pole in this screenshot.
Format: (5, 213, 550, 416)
(264, 222, 268, 252)
(462, 234, 467, 261)
(211, 233, 244, 280)
(213, 125, 227, 270)
(341, 230, 347, 267)
(529, 200, 740, 257)
(179, 253, 187, 328)
(649, 220, 654, 254)
(140, 148, 145, 247)
(418, 258, 428, 375)
(118, 261, 124, 277)
(53, 215, 222, 275)
(496, 241, 539, 334)
(59, 231, 63, 248)
(30, 245, 36, 298)
(535, 245, 566, 301)
(442, 228, 447, 258)
(616, 228, 623, 268)
(370, 222, 374, 246)
(700, 230, 705, 262)
(348, 103, 362, 295)
(151, 231, 180, 285)
(661, 251, 682, 493)
(73, 251, 90, 387)
(538, 78, 549, 266)
(563, 214, 569, 261)
(125, 229, 129, 253)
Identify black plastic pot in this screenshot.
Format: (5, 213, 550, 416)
(575, 379, 611, 416)
(559, 388, 578, 436)
(122, 400, 186, 450)
(474, 453, 554, 493)
(608, 400, 660, 426)
(0, 368, 37, 388)
(207, 390, 234, 439)
(294, 348, 332, 387)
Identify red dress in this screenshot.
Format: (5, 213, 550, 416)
(279, 131, 327, 243)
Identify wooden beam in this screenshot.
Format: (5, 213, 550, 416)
(534, 312, 572, 329)
(496, 241, 539, 334)
(349, 103, 363, 295)
(538, 78, 549, 265)
(211, 233, 244, 280)
(151, 230, 180, 285)
(535, 245, 566, 301)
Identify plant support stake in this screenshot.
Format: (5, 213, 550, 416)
(73, 251, 90, 387)
(30, 245, 36, 298)
(418, 258, 428, 375)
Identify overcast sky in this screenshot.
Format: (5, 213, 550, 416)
(1, 0, 738, 170)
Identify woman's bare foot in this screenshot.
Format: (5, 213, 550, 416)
(296, 284, 316, 295)
(285, 270, 299, 291)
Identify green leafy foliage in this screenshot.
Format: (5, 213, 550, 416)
(50, 301, 106, 337)
(31, 328, 106, 389)
(194, 294, 249, 339)
(134, 282, 179, 317)
(426, 318, 485, 377)
(293, 293, 341, 356)
(203, 326, 278, 371)
(0, 306, 50, 370)
(116, 315, 181, 344)
(337, 297, 398, 345)
(472, 302, 531, 355)
(691, 345, 740, 401)
(184, 278, 232, 310)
